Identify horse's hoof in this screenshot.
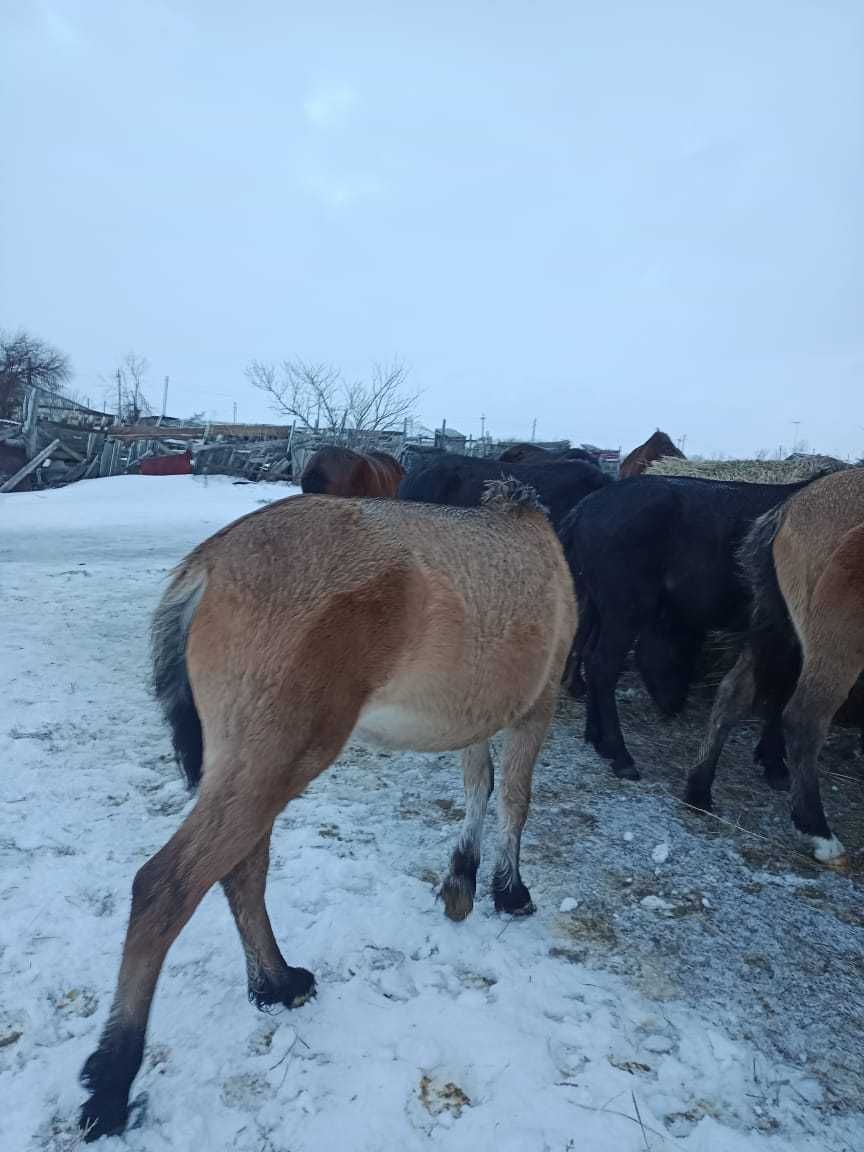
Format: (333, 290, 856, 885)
(683, 781, 712, 811)
(440, 874, 475, 922)
(79, 1092, 129, 1142)
(507, 898, 537, 917)
(251, 966, 316, 1011)
(613, 762, 640, 781)
(493, 878, 535, 917)
(812, 836, 848, 869)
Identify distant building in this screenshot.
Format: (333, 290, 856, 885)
(435, 425, 467, 452)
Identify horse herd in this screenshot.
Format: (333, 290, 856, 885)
(77, 435, 864, 1139)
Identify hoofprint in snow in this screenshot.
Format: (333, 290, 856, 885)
(1, 476, 861, 1152)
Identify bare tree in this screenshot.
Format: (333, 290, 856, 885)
(247, 357, 418, 435)
(102, 353, 153, 423)
(0, 328, 71, 418)
(344, 361, 418, 432)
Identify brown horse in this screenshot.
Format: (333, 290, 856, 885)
(618, 430, 684, 478)
(685, 468, 864, 864)
(300, 445, 404, 497)
(79, 481, 576, 1140)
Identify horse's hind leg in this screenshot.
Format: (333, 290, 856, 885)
(753, 710, 789, 791)
(685, 648, 755, 810)
(79, 730, 343, 1141)
(784, 526, 864, 864)
(584, 615, 639, 779)
(785, 674, 849, 864)
(492, 682, 557, 916)
(440, 741, 493, 921)
(222, 827, 315, 1009)
(79, 784, 277, 1141)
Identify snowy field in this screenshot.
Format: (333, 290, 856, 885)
(1, 475, 862, 1152)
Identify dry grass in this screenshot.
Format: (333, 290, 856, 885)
(646, 455, 849, 483)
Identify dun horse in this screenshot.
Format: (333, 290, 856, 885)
(79, 481, 576, 1139)
(300, 445, 404, 497)
(685, 468, 864, 864)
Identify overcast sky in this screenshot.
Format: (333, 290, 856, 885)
(2, 1, 862, 457)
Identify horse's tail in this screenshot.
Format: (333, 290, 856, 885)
(151, 562, 207, 790)
(738, 504, 801, 707)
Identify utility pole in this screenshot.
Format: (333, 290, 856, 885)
(480, 413, 486, 440)
(116, 369, 122, 421)
(232, 400, 238, 424)
(159, 376, 169, 424)
(531, 418, 537, 442)
(679, 433, 687, 452)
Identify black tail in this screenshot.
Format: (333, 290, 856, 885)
(738, 504, 801, 711)
(151, 565, 207, 790)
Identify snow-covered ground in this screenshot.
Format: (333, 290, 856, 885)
(1, 475, 862, 1152)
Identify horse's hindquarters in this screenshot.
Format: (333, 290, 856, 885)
(351, 593, 571, 754)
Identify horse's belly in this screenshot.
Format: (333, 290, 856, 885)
(350, 702, 493, 753)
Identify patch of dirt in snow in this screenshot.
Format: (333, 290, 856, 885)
(2, 476, 863, 1152)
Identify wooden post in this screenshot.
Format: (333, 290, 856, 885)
(0, 438, 61, 493)
(21, 387, 39, 459)
(159, 376, 169, 424)
(99, 439, 115, 477)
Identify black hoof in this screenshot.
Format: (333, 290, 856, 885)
(684, 780, 712, 811)
(79, 1092, 129, 1142)
(440, 873, 476, 922)
(493, 876, 536, 917)
(251, 966, 316, 1011)
(613, 761, 640, 781)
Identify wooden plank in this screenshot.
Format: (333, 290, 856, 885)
(21, 388, 39, 459)
(99, 440, 115, 477)
(50, 437, 86, 463)
(0, 438, 61, 493)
